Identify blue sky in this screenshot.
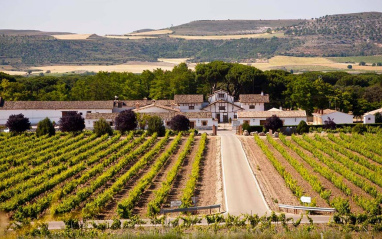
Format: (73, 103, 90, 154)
(1, 0, 381, 35)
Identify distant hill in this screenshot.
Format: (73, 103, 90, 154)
(0, 29, 72, 36)
(170, 19, 307, 35)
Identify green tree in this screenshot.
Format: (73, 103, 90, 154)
(347, 65, 352, 69)
(296, 120, 309, 134)
(93, 118, 113, 137)
(375, 112, 382, 123)
(6, 114, 31, 134)
(147, 115, 165, 136)
(36, 117, 55, 137)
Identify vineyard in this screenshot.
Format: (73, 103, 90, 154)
(0, 131, 218, 222)
(240, 132, 382, 216)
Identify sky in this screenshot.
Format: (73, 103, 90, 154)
(1, 0, 382, 35)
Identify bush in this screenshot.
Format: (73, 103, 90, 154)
(6, 113, 31, 134)
(115, 110, 137, 133)
(359, 61, 366, 66)
(347, 65, 352, 69)
(323, 117, 336, 130)
(352, 124, 366, 134)
(296, 120, 309, 135)
(58, 111, 85, 133)
(36, 117, 55, 137)
(147, 115, 165, 136)
(375, 112, 382, 123)
(242, 121, 250, 131)
(169, 115, 190, 131)
(93, 118, 113, 137)
(264, 115, 283, 132)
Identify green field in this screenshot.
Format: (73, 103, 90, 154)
(328, 56, 382, 64)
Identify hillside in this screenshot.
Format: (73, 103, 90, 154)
(170, 19, 307, 35)
(1, 12, 382, 67)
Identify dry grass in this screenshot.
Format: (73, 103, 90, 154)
(169, 32, 285, 40)
(51, 34, 92, 40)
(28, 61, 196, 74)
(128, 29, 173, 36)
(104, 35, 158, 40)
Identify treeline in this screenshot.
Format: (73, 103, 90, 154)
(1, 62, 382, 116)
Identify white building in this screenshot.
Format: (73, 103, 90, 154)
(0, 98, 113, 125)
(363, 108, 382, 124)
(237, 110, 307, 126)
(312, 109, 354, 125)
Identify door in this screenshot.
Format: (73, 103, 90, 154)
(190, 121, 195, 129)
(223, 114, 229, 123)
(216, 113, 221, 123)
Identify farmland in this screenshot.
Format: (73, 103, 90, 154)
(0, 131, 220, 221)
(240, 132, 382, 215)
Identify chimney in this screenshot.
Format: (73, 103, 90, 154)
(143, 97, 148, 105)
(279, 106, 282, 111)
(152, 100, 156, 105)
(261, 91, 264, 96)
(135, 102, 140, 109)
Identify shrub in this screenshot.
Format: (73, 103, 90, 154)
(6, 114, 31, 134)
(147, 115, 165, 136)
(36, 117, 55, 137)
(347, 65, 352, 69)
(323, 117, 336, 130)
(359, 61, 366, 66)
(375, 112, 382, 123)
(242, 121, 250, 131)
(352, 124, 366, 134)
(93, 118, 113, 137)
(169, 115, 190, 131)
(58, 111, 85, 133)
(264, 115, 283, 132)
(296, 120, 309, 135)
(115, 110, 137, 133)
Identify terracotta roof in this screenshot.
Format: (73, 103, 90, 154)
(239, 94, 270, 103)
(312, 109, 352, 116)
(118, 100, 174, 107)
(238, 110, 307, 118)
(133, 104, 180, 112)
(174, 95, 203, 104)
(86, 113, 119, 120)
(86, 111, 212, 120)
(0, 101, 114, 110)
(364, 108, 382, 116)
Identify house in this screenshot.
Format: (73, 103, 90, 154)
(237, 110, 307, 126)
(363, 108, 382, 124)
(0, 97, 113, 125)
(312, 109, 354, 125)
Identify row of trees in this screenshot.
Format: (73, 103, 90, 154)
(4, 110, 192, 137)
(1, 63, 382, 116)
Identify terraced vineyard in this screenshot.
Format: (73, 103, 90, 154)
(0, 131, 215, 221)
(240, 133, 382, 215)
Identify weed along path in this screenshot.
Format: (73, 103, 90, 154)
(220, 132, 270, 215)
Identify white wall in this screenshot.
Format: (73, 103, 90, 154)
(0, 109, 112, 125)
(178, 103, 202, 112)
(240, 103, 265, 111)
(363, 114, 375, 124)
(238, 117, 307, 126)
(315, 112, 354, 125)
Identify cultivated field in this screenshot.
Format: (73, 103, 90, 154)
(51, 34, 93, 40)
(240, 133, 382, 215)
(104, 35, 158, 40)
(169, 32, 285, 40)
(0, 131, 220, 221)
(127, 29, 173, 36)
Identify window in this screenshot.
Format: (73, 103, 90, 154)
(87, 111, 91, 113)
(368, 117, 371, 120)
(189, 105, 194, 110)
(118, 102, 122, 108)
(218, 93, 225, 98)
(202, 120, 208, 126)
(234, 114, 237, 119)
(109, 121, 114, 126)
(249, 105, 255, 109)
(219, 106, 226, 111)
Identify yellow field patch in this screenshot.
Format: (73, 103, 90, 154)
(157, 58, 190, 64)
(104, 35, 158, 40)
(51, 34, 92, 40)
(128, 29, 173, 36)
(169, 32, 284, 40)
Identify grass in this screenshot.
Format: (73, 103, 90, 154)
(328, 56, 382, 64)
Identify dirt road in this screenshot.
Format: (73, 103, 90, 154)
(220, 132, 270, 215)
